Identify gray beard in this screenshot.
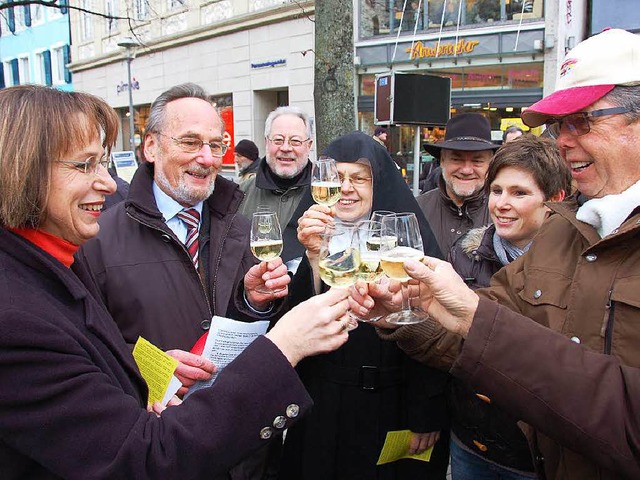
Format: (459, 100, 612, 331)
(155, 170, 215, 207)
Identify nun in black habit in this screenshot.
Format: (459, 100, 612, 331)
(278, 131, 450, 480)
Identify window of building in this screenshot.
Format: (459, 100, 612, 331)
(105, 0, 119, 34)
(31, 4, 44, 25)
(359, 0, 543, 39)
(3, 61, 13, 86)
(48, 4, 63, 20)
(168, 0, 186, 11)
(79, 0, 93, 41)
(14, 2, 26, 31)
(34, 51, 45, 84)
(18, 55, 29, 83)
(51, 45, 71, 85)
(134, 0, 149, 20)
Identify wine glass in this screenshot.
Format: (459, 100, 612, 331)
(379, 212, 429, 325)
(250, 212, 285, 294)
(311, 158, 341, 207)
(318, 223, 361, 330)
(370, 210, 395, 224)
(351, 220, 385, 323)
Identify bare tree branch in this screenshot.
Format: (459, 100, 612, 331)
(0, 0, 134, 21)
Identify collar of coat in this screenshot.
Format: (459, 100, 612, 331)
(254, 158, 312, 193)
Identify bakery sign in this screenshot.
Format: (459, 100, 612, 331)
(406, 39, 480, 59)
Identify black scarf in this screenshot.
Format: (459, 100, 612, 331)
(254, 158, 312, 193)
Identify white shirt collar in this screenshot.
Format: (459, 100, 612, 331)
(152, 181, 203, 222)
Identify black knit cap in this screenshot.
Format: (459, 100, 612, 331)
(234, 139, 259, 162)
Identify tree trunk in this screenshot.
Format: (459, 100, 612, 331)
(314, 0, 356, 153)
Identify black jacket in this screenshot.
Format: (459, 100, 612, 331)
(76, 162, 258, 352)
(417, 175, 491, 256)
(448, 224, 535, 472)
(280, 132, 449, 480)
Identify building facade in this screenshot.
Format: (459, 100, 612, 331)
(68, 0, 317, 167)
(0, 1, 73, 91)
(353, 0, 587, 183)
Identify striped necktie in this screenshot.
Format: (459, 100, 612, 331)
(177, 208, 200, 269)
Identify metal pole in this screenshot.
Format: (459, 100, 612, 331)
(412, 125, 421, 196)
(125, 55, 135, 151)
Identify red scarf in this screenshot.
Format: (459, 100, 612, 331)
(9, 228, 79, 268)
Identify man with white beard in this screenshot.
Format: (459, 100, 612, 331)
(240, 106, 313, 268)
(417, 113, 498, 256)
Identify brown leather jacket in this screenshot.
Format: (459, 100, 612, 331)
(381, 196, 640, 479)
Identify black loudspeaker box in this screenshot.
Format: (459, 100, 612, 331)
(374, 72, 451, 126)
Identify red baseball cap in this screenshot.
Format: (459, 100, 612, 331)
(522, 29, 640, 127)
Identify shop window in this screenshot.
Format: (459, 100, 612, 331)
(359, 0, 543, 39)
(506, 64, 542, 89)
(464, 65, 503, 90)
(360, 74, 376, 96)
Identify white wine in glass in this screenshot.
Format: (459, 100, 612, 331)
(250, 212, 284, 293)
(318, 224, 360, 288)
(380, 213, 429, 325)
(311, 158, 341, 206)
(379, 246, 424, 281)
(251, 239, 284, 261)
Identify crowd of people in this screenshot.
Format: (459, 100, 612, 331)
(0, 27, 639, 480)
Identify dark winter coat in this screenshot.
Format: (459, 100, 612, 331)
(76, 162, 259, 352)
(448, 224, 501, 290)
(240, 159, 312, 265)
(0, 227, 312, 479)
(416, 174, 491, 256)
(380, 196, 640, 479)
(447, 224, 535, 472)
(279, 132, 450, 480)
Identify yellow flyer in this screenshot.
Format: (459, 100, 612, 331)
(376, 430, 433, 465)
(132, 337, 179, 405)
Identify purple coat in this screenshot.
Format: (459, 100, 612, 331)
(0, 227, 311, 479)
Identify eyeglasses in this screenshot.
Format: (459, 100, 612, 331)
(157, 132, 228, 156)
(57, 154, 111, 174)
(267, 136, 310, 148)
(545, 107, 631, 139)
(338, 172, 372, 187)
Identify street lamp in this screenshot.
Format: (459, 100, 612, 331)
(117, 37, 139, 152)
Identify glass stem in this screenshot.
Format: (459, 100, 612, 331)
(401, 282, 412, 312)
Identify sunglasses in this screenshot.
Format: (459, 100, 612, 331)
(545, 106, 631, 139)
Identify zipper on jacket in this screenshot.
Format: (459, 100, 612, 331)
(603, 289, 615, 355)
(127, 212, 213, 317)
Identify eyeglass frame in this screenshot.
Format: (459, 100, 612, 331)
(57, 153, 111, 174)
(266, 135, 311, 148)
(545, 106, 632, 139)
(338, 171, 373, 187)
(155, 132, 229, 157)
